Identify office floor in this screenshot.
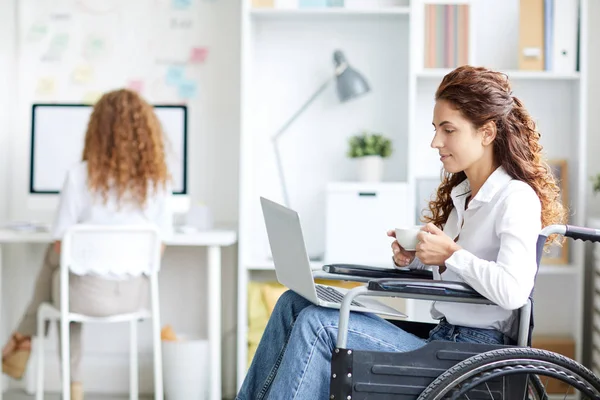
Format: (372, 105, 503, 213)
(4, 391, 151, 399)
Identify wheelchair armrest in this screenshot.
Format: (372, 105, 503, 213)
(312, 270, 372, 283)
(367, 278, 494, 304)
(317, 264, 433, 282)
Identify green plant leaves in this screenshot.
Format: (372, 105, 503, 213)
(347, 131, 392, 158)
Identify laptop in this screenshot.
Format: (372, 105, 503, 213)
(260, 197, 407, 318)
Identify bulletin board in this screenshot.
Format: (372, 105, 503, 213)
(18, 0, 214, 104)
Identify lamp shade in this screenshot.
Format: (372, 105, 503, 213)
(333, 50, 370, 102)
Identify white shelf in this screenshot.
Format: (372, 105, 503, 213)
(538, 264, 579, 275)
(250, 7, 410, 18)
(247, 259, 323, 271)
(247, 262, 277, 270)
(417, 68, 580, 80)
(423, 0, 471, 4)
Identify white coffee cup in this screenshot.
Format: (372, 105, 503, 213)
(394, 226, 423, 251)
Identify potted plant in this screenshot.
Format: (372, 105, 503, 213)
(589, 173, 600, 231)
(593, 173, 600, 196)
(347, 131, 392, 182)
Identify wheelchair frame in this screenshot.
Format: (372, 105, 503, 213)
(329, 224, 600, 400)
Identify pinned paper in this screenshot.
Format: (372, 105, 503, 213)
(36, 78, 56, 96)
(50, 33, 69, 51)
(166, 66, 185, 86)
(27, 23, 48, 42)
(127, 80, 144, 93)
(190, 47, 208, 64)
(42, 33, 69, 61)
(178, 80, 197, 99)
(72, 65, 93, 84)
(172, 0, 192, 9)
(82, 91, 102, 104)
(83, 34, 108, 60)
(170, 18, 193, 29)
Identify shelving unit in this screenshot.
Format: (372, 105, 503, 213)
(416, 68, 581, 80)
(237, 0, 589, 388)
(250, 7, 410, 17)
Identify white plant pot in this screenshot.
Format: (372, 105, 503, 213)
(357, 156, 384, 182)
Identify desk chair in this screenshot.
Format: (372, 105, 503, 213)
(34, 225, 164, 400)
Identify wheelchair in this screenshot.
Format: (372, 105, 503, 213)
(328, 225, 600, 399)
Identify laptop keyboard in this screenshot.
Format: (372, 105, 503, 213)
(316, 285, 366, 308)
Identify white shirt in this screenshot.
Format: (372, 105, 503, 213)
(51, 162, 174, 242)
(409, 166, 542, 339)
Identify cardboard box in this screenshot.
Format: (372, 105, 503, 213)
(531, 336, 575, 394)
(252, 0, 275, 7)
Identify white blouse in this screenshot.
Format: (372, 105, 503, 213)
(51, 161, 174, 242)
(409, 166, 542, 338)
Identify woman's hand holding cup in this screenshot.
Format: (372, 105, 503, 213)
(387, 230, 416, 267)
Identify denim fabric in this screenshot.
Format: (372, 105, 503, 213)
(427, 318, 513, 345)
(236, 290, 508, 400)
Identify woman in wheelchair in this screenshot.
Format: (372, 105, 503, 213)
(236, 65, 566, 400)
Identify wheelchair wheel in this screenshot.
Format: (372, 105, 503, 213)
(417, 347, 600, 400)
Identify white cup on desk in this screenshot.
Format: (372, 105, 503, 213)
(394, 226, 422, 251)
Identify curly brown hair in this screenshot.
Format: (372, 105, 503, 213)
(82, 89, 169, 207)
(424, 66, 566, 238)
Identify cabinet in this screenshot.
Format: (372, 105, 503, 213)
(325, 182, 411, 266)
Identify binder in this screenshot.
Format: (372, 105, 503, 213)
(518, 0, 545, 71)
(544, 0, 553, 70)
(552, 0, 578, 73)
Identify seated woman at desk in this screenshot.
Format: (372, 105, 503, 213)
(1, 89, 173, 399)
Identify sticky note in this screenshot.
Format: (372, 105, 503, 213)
(190, 47, 208, 63)
(36, 78, 55, 96)
(178, 80, 197, 99)
(50, 33, 69, 51)
(83, 34, 107, 61)
(27, 23, 48, 42)
(43, 33, 69, 61)
(166, 66, 185, 86)
(127, 80, 144, 93)
(172, 0, 192, 9)
(82, 91, 102, 104)
(72, 65, 93, 84)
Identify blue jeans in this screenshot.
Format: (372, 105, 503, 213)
(236, 290, 509, 400)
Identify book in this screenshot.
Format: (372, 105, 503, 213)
(518, 0, 545, 70)
(424, 4, 469, 69)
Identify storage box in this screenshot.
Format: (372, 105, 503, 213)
(325, 182, 413, 267)
(344, 0, 403, 8)
(252, 0, 275, 8)
(298, 0, 327, 7)
(531, 336, 576, 394)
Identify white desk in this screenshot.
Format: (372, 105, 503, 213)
(0, 228, 237, 400)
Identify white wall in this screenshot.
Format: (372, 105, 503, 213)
(0, 0, 16, 392)
(586, 0, 600, 217)
(0, 0, 241, 397)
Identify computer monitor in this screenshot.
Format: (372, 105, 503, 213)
(29, 103, 189, 213)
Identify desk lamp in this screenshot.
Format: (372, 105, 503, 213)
(272, 50, 371, 206)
